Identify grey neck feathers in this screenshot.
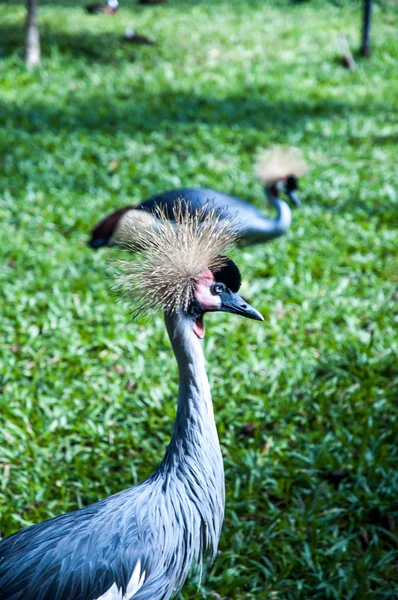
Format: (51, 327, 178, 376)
(159, 311, 225, 562)
(240, 186, 292, 244)
(265, 185, 292, 235)
(166, 311, 217, 446)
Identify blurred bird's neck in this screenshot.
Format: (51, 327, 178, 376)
(265, 185, 292, 233)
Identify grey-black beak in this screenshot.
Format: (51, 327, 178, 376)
(287, 190, 301, 207)
(220, 290, 264, 322)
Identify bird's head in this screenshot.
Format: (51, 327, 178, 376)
(269, 175, 300, 207)
(114, 200, 263, 338)
(189, 259, 262, 338)
(107, 0, 119, 8)
(254, 146, 309, 207)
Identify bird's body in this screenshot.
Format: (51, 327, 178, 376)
(123, 29, 155, 46)
(90, 187, 292, 249)
(85, 0, 119, 15)
(89, 148, 308, 250)
(140, 187, 292, 244)
(138, 0, 167, 5)
(0, 205, 262, 600)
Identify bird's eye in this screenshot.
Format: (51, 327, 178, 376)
(211, 283, 226, 295)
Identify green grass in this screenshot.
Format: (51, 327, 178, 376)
(0, 0, 397, 598)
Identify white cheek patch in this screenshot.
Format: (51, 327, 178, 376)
(195, 281, 221, 310)
(96, 560, 145, 600)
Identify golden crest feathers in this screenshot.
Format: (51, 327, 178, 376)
(254, 146, 309, 184)
(114, 200, 241, 315)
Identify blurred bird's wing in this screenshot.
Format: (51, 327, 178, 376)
(89, 204, 138, 248)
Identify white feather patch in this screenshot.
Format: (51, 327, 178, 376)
(96, 560, 145, 600)
(112, 209, 160, 246)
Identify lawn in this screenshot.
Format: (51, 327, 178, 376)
(0, 0, 397, 598)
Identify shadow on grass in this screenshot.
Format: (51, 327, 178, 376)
(0, 23, 148, 64)
(0, 89, 381, 136)
(0, 23, 389, 135)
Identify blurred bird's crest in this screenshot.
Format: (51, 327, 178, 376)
(114, 200, 240, 315)
(254, 146, 309, 184)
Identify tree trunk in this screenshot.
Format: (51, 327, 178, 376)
(25, 0, 40, 66)
(360, 0, 372, 57)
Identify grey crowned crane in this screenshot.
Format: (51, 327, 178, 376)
(0, 205, 263, 600)
(123, 28, 155, 46)
(85, 0, 119, 15)
(138, 0, 167, 5)
(89, 147, 308, 250)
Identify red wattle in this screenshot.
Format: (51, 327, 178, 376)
(193, 318, 205, 339)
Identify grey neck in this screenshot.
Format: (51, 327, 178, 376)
(241, 186, 292, 244)
(158, 310, 225, 562)
(163, 311, 220, 460)
(130, 311, 226, 597)
(265, 185, 292, 234)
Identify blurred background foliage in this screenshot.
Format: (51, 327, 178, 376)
(0, 0, 397, 598)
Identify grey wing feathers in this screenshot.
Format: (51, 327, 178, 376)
(0, 496, 146, 600)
